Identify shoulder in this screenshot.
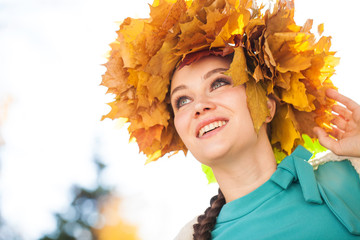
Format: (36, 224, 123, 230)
(174, 217, 197, 240)
(311, 152, 360, 184)
(309, 152, 360, 234)
(309, 151, 360, 176)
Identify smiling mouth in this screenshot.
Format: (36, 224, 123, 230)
(198, 120, 227, 137)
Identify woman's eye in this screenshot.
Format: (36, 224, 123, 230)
(211, 79, 230, 90)
(176, 96, 191, 109)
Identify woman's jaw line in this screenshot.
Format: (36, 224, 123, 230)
(209, 129, 277, 202)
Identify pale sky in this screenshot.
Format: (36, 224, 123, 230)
(0, 0, 359, 239)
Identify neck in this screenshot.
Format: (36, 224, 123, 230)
(211, 131, 277, 203)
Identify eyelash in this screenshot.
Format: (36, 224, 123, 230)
(211, 78, 231, 90)
(174, 96, 191, 109)
(173, 78, 231, 110)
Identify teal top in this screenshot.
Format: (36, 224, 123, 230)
(212, 146, 360, 239)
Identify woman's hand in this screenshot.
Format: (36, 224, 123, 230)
(313, 88, 360, 157)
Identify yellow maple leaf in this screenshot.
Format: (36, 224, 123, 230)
(131, 125, 164, 151)
(245, 80, 269, 132)
(225, 47, 249, 86)
(266, 3, 295, 34)
(276, 49, 313, 73)
(318, 23, 324, 35)
(292, 109, 317, 138)
(202, 5, 230, 38)
(300, 19, 313, 33)
(118, 18, 146, 69)
(138, 102, 170, 128)
(275, 72, 291, 90)
(101, 52, 130, 96)
(281, 72, 315, 112)
(271, 105, 301, 154)
(101, 0, 339, 164)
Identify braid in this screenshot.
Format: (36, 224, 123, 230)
(193, 188, 226, 240)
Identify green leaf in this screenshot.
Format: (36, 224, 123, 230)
(201, 164, 217, 184)
(302, 134, 327, 158)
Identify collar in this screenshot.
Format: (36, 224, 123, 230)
(217, 146, 323, 223)
(271, 145, 323, 204)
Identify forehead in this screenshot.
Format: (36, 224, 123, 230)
(171, 55, 231, 90)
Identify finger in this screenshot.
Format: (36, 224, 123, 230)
(329, 126, 344, 140)
(313, 126, 341, 154)
(332, 104, 352, 121)
(326, 89, 359, 112)
(330, 116, 348, 131)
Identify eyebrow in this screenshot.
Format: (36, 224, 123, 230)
(203, 67, 228, 80)
(170, 67, 229, 97)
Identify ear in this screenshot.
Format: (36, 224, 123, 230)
(265, 97, 276, 123)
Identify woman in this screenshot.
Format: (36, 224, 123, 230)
(101, 0, 360, 239)
(172, 54, 360, 240)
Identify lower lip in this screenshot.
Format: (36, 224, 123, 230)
(198, 122, 228, 139)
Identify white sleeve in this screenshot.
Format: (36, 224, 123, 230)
(309, 151, 360, 176)
(174, 217, 198, 240)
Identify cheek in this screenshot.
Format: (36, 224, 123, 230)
(174, 111, 189, 140)
(220, 87, 247, 110)
(224, 88, 254, 124)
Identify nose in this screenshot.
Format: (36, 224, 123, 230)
(194, 97, 216, 117)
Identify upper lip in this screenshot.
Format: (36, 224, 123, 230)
(195, 117, 228, 137)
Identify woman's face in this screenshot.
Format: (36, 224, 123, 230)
(170, 56, 259, 166)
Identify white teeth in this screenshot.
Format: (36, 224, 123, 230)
(198, 121, 227, 137)
(204, 125, 210, 133)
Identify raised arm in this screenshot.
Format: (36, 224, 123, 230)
(314, 88, 360, 157)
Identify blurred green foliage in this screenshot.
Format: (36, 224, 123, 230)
(39, 157, 113, 240)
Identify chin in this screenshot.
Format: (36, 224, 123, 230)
(190, 133, 258, 167)
(191, 142, 233, 166)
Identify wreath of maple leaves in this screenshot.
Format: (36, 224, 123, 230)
(102, 0, 338, 164)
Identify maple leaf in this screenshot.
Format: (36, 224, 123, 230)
(301, 19, 313, 33)
(146, 0, 188, 57)
(131, 125, 163, 151)
(280, 72, 315, 112)
(274, 45, 313, 73)
(265, 3, 295, 34)
(159, 120, 188, 154)
(102, 100, 132, 121)
(201, 4, 230, 38)
(245, 80, 270, 132)
(225, 47, 249, 86)
(101, 51, 130, 96)
(101, 0, 339, 166)
(318, 23, 324, 35)
(138, 102, 170, 128)
(117, 18, 146, 69)
(149, 0, 186, 29)
(253, 65, 264, 82)
(144, 40, 180, 102)
(127, 102, 170, 132)
(292, 109, 318, 138)
(275, 72, 291, 90)
(271, 105, 301, 154)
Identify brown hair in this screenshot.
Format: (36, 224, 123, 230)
(193, 188, 226, 240)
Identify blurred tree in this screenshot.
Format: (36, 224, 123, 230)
(94, 195, 140, 240)
(0, 95, 140, 240)
(39, 156, 140, 240)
